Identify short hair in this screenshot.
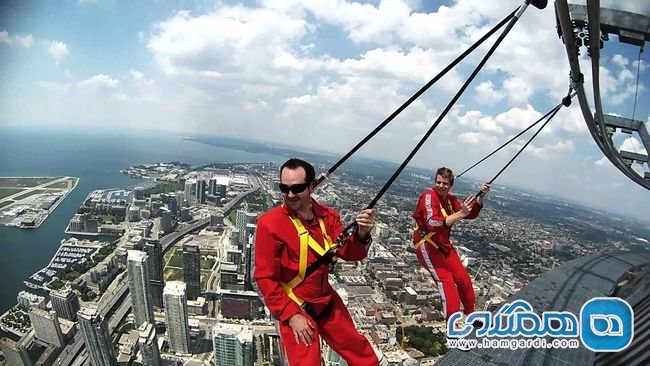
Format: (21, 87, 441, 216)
(280, 158, 316, 183)
(436, 167, 454, 185)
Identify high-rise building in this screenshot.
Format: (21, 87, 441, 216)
(212, 323, 254, 366)
(175, 191, 185, 211)
(167, 195, 178, 217)
(244, 242, 254, 291)
(49, 288, 80, 321)
(138, 322, 161, 366)
(28, 308, 64, 347)
(127, 250, 154, 325)
(323, 343, 348, 366)
(183, 242, 201, 300)
(184, 180, 195, 207)
(236, 211, 257, 248)
(163, 282, 190, 355)
(77, 307, 117, 366)
(144, 239, 164, 309)
(134, 187, 145, 201)
(160, 208, 172, 234)
(17, 291, 46, 310)
(195, 179, 206, 204)
(209, 177, 218, 195)
(216, 184, 227, 199)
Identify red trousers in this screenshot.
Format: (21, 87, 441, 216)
(278, 293, 379, 366)
(416, 243, 475, 320)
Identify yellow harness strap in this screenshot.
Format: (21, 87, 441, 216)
(414, 199, 452, 250)
(280, 215, 332, 307)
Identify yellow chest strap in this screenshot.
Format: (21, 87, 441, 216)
(414, 199, 453, 250)
(280, 215, 333, 306)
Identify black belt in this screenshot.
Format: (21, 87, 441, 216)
(303, 300, 334, 320)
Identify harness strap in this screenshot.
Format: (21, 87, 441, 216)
(414, 198, 452, 250)
(280, 215, 332, 307)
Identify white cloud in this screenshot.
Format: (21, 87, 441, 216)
(6, 0, 649, 218)
(475, 81, 505, 105)
(0, 31, 33, 47)
(77, 74, 119, 90)
(47, 41, 69, 63)
(612, 54, 628, 68)
(503, 77, 533, 106)
(620, 137, 647, 155)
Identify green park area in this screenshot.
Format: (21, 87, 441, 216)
(144, 181, 185, 197)
(44, 177, 78, 189)
(0, 201, 14, 209)
(163, 246, 218, 290)
(0, 177, 59, 188)
(396, 325, 449, 357)
(14, 189, 46, 201)
(0, 188, 23, 200)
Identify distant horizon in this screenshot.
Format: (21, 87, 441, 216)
(3, 125, 647, 225)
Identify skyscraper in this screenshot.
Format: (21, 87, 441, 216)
(184, 180, 195, 207)
(212, 323, 254, 366)
(127, 250, 154, 325)
(49, 288, 80, 321)
(160, 208, 172, 234)
(163, 282, 190, 355)
(138, 322, 161, 366)
(182, 242, 201, 300)
(77, 307, 117, 366)
(28, 308, 64, 347)
(235, 211, 257, 248)
(244, 241, 254, 291)
(144, 239, 164, 309)
(195, 179, 206, 204)
(209, 177, 218, 195)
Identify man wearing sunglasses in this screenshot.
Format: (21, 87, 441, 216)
(254, 158, 379, 365)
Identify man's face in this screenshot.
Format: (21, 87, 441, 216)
(280, 167, 313, 213)
(434, 174, 452, 196)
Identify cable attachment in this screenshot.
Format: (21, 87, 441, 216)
(312, 172, 329, 189)
(527, 0, 548, 10)
(564, 71, 583, 106)
(569, 71, 584, 90)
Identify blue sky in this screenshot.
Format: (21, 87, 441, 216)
(0, 0, 649, 219)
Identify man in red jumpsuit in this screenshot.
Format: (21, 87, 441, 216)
(413, 167, 490, 321)
(254, 158, 379, 366)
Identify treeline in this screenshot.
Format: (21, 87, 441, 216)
(143, 181, 185, 197)
(396, 325, 449, 357)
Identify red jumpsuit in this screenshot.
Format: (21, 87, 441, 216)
(254, 200, 379, 366)
(413, 189, 481, 320)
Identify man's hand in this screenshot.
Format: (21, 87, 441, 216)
(289, 313, 315, 346)
(355, 208, 375, 240)
(477, 183, 490, 205)
(460, 196, 476, 217)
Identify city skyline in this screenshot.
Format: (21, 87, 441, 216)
(0, 0, 648, 218)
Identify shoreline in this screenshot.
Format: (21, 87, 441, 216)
(0, 176, 80, 229)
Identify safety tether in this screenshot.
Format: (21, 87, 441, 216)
(304, 0, 547, 279)
(470, 92, 576, 198)
(311, 8, 517, 188)
(457, 93, 576, 181)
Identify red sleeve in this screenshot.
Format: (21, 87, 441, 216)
(327, 210, 369, 262)
(416, 192, 446, 234)
(253, 218, 301, 322)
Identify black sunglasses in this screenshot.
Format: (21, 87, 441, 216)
(279, 182, 310, 194)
